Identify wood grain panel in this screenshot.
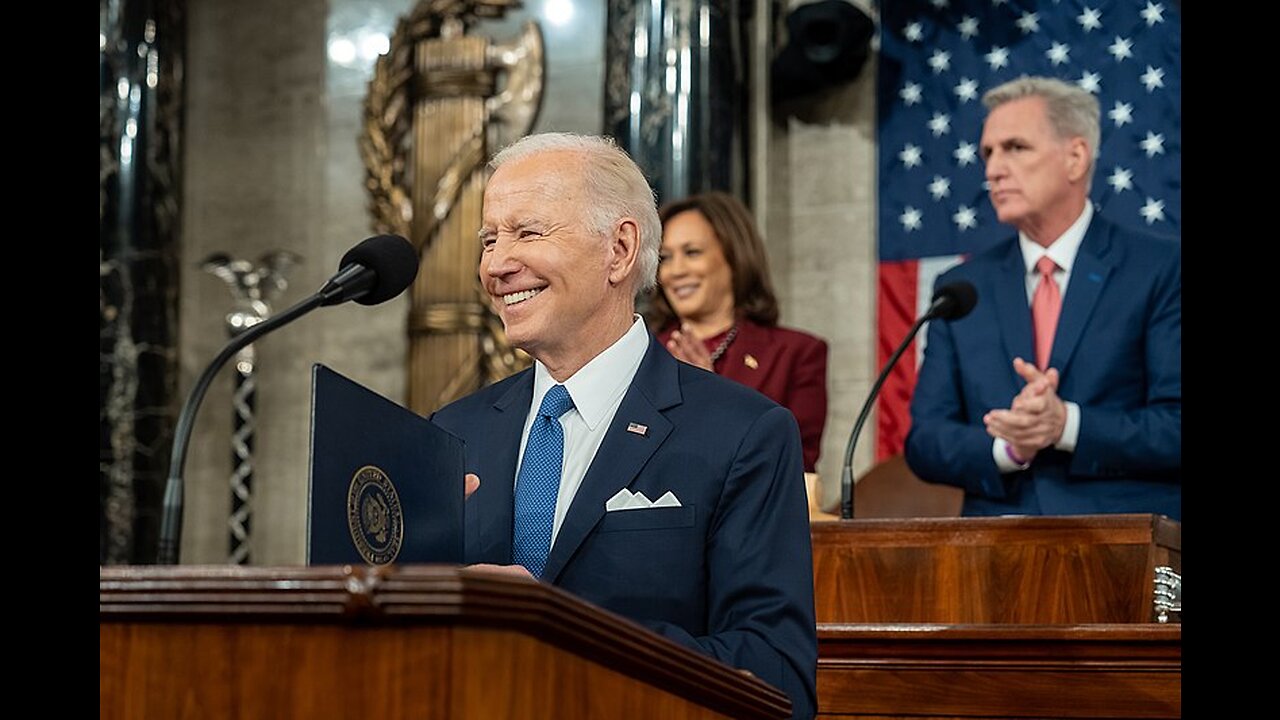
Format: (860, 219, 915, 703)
(811, 515, 1180, 624)
(815, 624, 1181, 719)
(100, 565, 789, 719)
(100, 624, 453, 719)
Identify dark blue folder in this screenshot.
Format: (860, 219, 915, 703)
(307, 364, 465, 566)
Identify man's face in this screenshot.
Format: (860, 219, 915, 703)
(980, 96, 1087, 236)
(478, 151, 619, 363)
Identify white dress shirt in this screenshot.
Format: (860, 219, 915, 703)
(516, 315, 649, 544)
(992, 204, 1089, 472)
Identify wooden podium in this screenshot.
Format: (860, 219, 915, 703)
(100, 565, 791, 719)
(810, 514, 1181, 719)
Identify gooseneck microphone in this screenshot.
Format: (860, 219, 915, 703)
(839, 280, 977, 520)
(156, 235, 419, 564)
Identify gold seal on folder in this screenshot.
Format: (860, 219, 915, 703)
(347, 465, 405, 565)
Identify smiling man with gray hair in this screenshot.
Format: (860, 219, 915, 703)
(431, 132, 818, 718)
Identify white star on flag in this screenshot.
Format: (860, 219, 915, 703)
(901, 82, 923, 105)
(1139, 197, 1166, 224)
(954, 141, 978, 166)
(1108, 36, 1133, 61)
(927, 112, 951, 137)
(929, 49, 951, 73)
(928, 175, 951, 200)
(958, 16, 979, 39)
(955, 78, 979, 102)
(1140, 132, 1165, 157)
(1141, 65, 1165, 92)
(905, 21, 923, 42)
(1079, 71, 1101, 94)
(1108, 101, 1133, 127)
(929, 0, 949, 8)
(1141, 2, 1165, 26)
(1047, 42, 1071, 65)
(984, 46, 1010, 70)
(900, 143, 923, 168)
(952, 205, 978, 230)
(1107, 166, 1133, 192)
(1078, 7, 1102, 31)
(900, 206, 923, 231)
(1016, 12, 1040, 33)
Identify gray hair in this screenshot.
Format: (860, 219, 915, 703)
(983, 75, 1101, 188)
(490, 133, 662, 295)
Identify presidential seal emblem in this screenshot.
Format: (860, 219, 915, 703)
(347, 465, 404, 565)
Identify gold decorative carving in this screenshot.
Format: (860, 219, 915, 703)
(361, 1, 543, 413)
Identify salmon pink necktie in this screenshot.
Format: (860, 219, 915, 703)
(1032, 256, 1061, 370)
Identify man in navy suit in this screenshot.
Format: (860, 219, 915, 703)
(431, 133, 817, 717)
(905, 76, 1181, 520)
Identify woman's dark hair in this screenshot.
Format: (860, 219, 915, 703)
(646, 191, 780, 331)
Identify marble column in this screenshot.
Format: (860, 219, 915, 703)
(100, 0, 186, 564)
(604, 0, 753, 207)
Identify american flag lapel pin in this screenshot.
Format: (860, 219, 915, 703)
(626, 422, 648, 436)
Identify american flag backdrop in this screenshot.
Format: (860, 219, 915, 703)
(874, 0, 1181, 460)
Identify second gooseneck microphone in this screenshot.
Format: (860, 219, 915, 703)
(839, 280, 977, 520)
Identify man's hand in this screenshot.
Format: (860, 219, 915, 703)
(1009, 356, 1059, 400)
(983, 357, 1067, 460)
(465, 563, 536, 579)
(665, 324, 714, 371)
(460, 475, 536, 579)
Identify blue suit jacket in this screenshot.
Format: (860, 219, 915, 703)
(431, 335, 818, 718)
(905, 214, 1181, 520)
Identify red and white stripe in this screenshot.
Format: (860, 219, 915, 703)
(875, 254, 964, 460)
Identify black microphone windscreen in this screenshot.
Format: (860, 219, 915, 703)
(932, 280, 978, 320)
(339, 235, 419, 305)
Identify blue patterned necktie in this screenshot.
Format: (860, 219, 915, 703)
(512, 384, 574, 578)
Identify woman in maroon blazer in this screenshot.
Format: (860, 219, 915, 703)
(648, 191, 829, 482)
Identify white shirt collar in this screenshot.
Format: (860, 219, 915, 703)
(530, 315, 649, 431)
(1019, 201, 1093, 275)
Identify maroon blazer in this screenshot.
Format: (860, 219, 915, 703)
(658, 319, 829, 472)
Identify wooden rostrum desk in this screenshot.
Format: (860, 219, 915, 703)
(809, 514, 1181, 718)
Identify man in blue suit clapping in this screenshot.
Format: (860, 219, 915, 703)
(905, 76, 1181, 520)
(431, 133, 817, 717)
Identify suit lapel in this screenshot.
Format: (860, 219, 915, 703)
(468, 372, 533, 562)
(541, 337, 680, 582)
(1050, 217, 1116, 374)
(994, 240, 1035, 378)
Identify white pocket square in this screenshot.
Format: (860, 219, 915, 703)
(606, 488, 682, 511)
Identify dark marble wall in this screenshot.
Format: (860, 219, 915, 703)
(604, 0, 752, 207)
(100, 0, 186, 564)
